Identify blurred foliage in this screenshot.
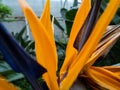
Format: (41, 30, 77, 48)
(94, 39, 120, 66)
(12, 26, 35, 57)
(61, 8, 77, 36)
(72, 0, 78, 7)
(56, 40, 66, 72)
(0, 60, 24, 82)
(13, 78, 32, 90)
(0, 0, 12, 21)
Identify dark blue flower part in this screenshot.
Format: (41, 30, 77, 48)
(0, 23, 47, 90)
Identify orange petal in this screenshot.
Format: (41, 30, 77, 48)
(60, 0, 91, 78)
(87, 67, 120, 89)
(39, 0, 57, 70)
(0, 77, 17, 90)
(40, 0, 53, 36)
(38, 0, 58, 70)
(18, 0, 58, 89)
(103, 66, 120, 76)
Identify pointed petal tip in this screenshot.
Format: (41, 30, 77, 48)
(18, 0, 32, 12)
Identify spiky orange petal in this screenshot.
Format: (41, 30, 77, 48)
(87, 67, 120, 89)
(18, 0, 58, 89)
(60, 0, 120, 89)
(60, 0, 91, 78)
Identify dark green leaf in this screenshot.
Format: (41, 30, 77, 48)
(65, 9, 78, 36)
(60, 8, 68, 19)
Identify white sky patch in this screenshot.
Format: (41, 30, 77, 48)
(51, 0, 82, 2)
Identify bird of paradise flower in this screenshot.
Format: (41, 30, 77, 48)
(0, 0, 120, 90)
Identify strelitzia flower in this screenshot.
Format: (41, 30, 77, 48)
(0, 0, 120, 90)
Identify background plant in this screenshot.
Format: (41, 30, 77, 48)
(12, 26, 35, 57)
(0, 0, 12, 21)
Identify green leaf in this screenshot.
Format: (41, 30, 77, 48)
(65, 9, 78, 21)
(6, 73, 24, 82)
(0, 0, 12, 20)
(72, 0, 78, 7)
(60, 8, 68, 19)
(12, 25, 35, 56)
(0, 60, 12, 73)
(65, 9, 78, 36)
(0, 60, 24, 82)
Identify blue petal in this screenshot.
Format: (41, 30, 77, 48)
(0, 23, 47, 90)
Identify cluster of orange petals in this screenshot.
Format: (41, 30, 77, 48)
(0, 0, 120, 90)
